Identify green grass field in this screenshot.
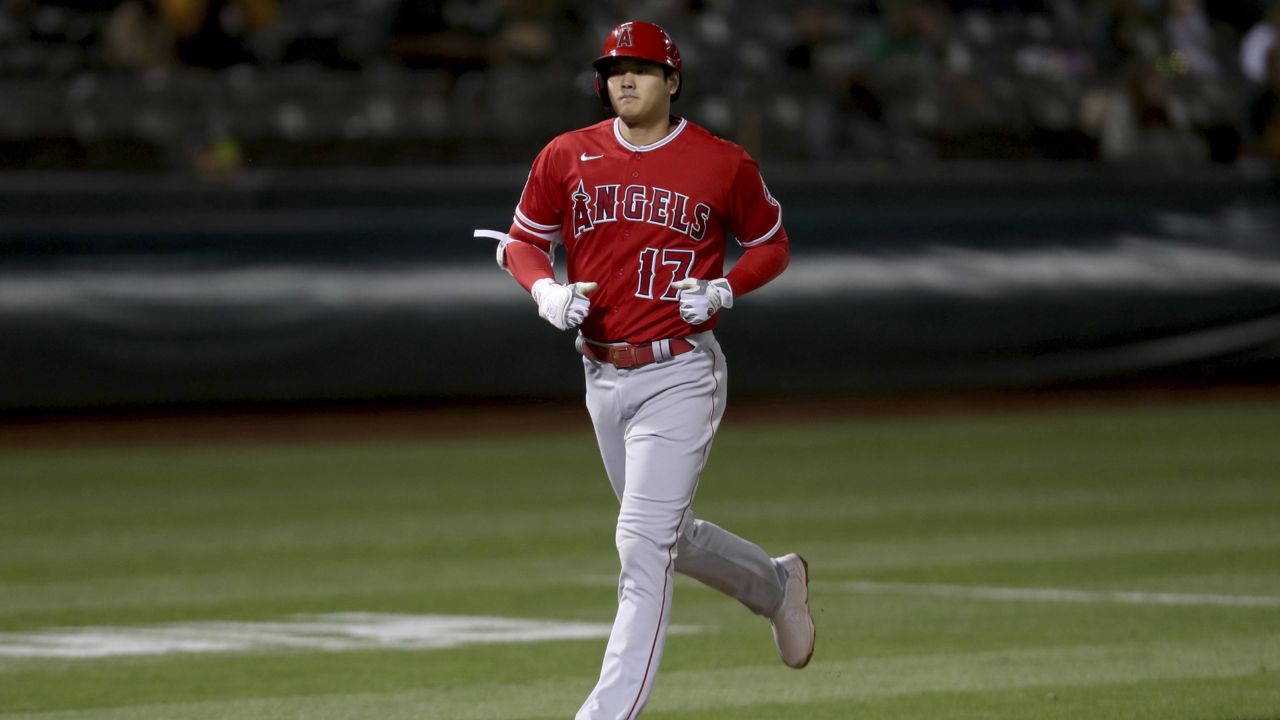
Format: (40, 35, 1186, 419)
(2, 396, 1278, 719)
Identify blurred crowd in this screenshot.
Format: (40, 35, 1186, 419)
(2, 0, 1279, 173)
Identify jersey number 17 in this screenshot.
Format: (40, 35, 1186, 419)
(636, 248, 694, 301)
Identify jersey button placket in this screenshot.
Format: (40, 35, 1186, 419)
(625, 153, 638, 300)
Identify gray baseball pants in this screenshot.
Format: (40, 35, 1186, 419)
(574, 331, 785, 720)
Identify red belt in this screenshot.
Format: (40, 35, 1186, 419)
(582, 338, 696, 368)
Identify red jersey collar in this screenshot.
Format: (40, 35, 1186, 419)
(612, 117, 687, 153)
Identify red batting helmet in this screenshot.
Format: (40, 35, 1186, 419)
(592, 21, 683, 107)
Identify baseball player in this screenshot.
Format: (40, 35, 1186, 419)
(477, 21, 814, 719)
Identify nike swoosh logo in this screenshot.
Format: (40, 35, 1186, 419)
(580, 153, 604, 162)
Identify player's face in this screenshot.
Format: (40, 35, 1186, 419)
(605, 59, 678, 125)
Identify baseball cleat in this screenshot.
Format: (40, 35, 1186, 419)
(770, 553, 815, 669)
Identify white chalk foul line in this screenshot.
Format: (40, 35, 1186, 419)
(0, 613, 700, 660)
(830, 581, 1280, 608)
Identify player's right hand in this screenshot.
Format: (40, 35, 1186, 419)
(531, 278, 598, 331)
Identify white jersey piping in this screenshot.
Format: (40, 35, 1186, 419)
(612, 117, 688, 153)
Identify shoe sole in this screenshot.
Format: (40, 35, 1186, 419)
(791, 554, 814, 669)
(772, 553, 814, 669)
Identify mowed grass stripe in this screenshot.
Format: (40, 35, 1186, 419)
(1, 508, 613, 576)
(799, 516, 1280, 572)
(11, 489, 1273, 588)
(9, 533, 1275, 624)
(829, 580, 1280, 607)
(652, 674, 1280, 720)
(0, 634, 1275, 720)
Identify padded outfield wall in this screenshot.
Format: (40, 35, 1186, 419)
(1, 164, 1278, 411)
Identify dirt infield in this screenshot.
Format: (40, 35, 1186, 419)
(2, 384, 1276, 449)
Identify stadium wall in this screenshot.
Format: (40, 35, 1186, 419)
(2, 165, 1279, 411)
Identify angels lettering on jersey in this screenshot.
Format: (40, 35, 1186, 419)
(571, 180, 712, 242)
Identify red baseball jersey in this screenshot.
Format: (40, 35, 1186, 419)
(507, 117, 786, 344)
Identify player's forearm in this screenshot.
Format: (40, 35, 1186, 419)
(505, 240, 557, 292)
(725, 238, 789, 297)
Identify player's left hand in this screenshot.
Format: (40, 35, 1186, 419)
(670, 278, 733, 324)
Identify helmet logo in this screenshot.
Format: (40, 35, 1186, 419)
(616, 24, 633, 48)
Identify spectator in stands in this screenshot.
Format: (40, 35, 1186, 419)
(861, 0, 950, 67)
(1164, 0, 1219, 79)
(782, 5, 896, 161)
(1161, 0, 1246, 162)
(944, 0, 1047, 12)
(490, 0, 583, 67)
(0, 0, 34, 29)
(850, 0, 950, 158)
(154, 0, 277, 68)
(382, 0, 495, 77)
(1241, 0, 1280, 87)
(103, 0, 175, 72)
(1241, 0, 1280, 156)
(1081, 56, 1208, 164)
(1263, 41, 1280, 158)
(1204, 0, 1266, 37)
(1091, 0, 1163, 73)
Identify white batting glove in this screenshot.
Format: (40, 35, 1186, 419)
(531, 278, 598, 331)
(670, 277, 733, 324)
